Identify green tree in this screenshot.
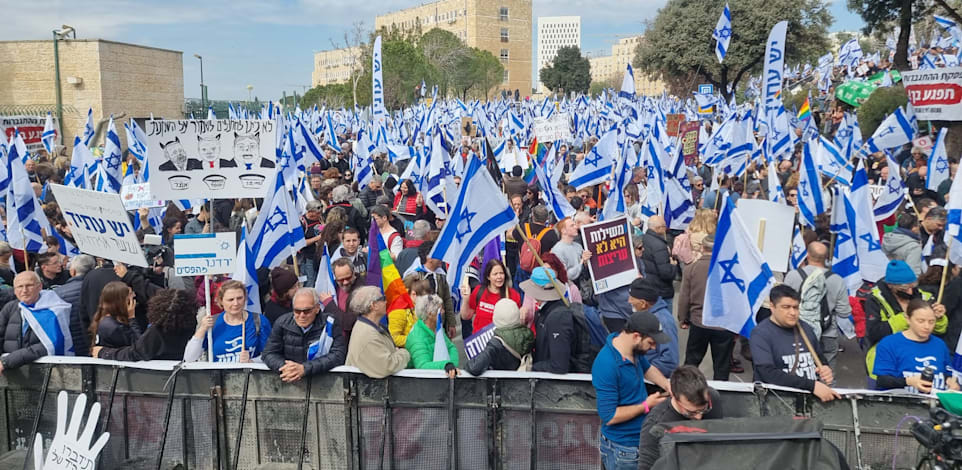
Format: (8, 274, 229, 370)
(418, 28, 471, 98)
(857, 85, 908, 138)
(848, 0, 926, 71)
(540, 46, 591, 95)
(356, 33, 438, 109)
(451, 48, 504, 100)
(635, 0, 832, 100)
(300, 83, 355, 109)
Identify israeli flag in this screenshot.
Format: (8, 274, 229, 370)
(851, 160, 889, 283)
(354, 129, 377, 189)
(602, 141, 633, 221)
(324, 112, 343, 153)
(790, 225, 807, 270)
(569, 129, 617, 190)
(703, 196, 775, 337)
(874, 150, 906, 221)
(124, 119, 149, 182)
(433, 310, 450, 362)
(429, 156, 517, 290)
(41, 112, 56, 154)
(859, 107, 915, 156)
(712, 3, 732, 63)
(207, 106, 216, 120)
(82, 108, 95, 147)
(314, 244, 338, 305)
(815, 135, 853, 184)
(946, 154, 962, 267)
(928, 128, 951, 192)
(307, 316, 336, 360)
(6, 143, 47, 253)
(831, 186, 861, 295)
(767, 161, 784, 204)
(798, 140, 826, 229)
(619, 64, 636, 99)
(64, 137, 91, 189)
(100, 116, 123, 193)
(230, 225, 262, 316)
(249, 171, 307, 270)
(19, 291, 74, 356)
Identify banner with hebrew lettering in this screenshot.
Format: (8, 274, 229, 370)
(49, 184, 149, 267)
(902, 67, 962, 121)
(580, 217, 638, 294)
(144, 119, 277, 199)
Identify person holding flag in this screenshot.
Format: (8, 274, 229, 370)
(403, 294, 458, 376)
(183, 280, 272, 363)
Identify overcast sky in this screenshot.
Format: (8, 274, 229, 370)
(0, 0, 864, 101)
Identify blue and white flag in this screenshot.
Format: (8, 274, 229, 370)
(433, 309, 450, 362)
(946, 155, 962, 267)
(41, 112, 56, 154)
(372, 35, 387, 123)
(875, 150, 906, 221)
(230, 224, 262, 316)
(767, 161, 784, 204)
(851, 160, 889, 283)
(712, 3, 732, 63)
(100, 116, 123, 193)
(569, 129, 616, 190)
(324, 112, 343, 153)
(82, 108, 95, 147)
(798, 140, 826, 229)
(307, 315, 336, 360)
(354, 129, 377, 190)
(815, 135, 853, 184)
(790, 225, 807, 269)
(760, 21, 788, 133)
(250, 172, 307, 270)
(6, 143, 46, 253)
(619, 64, 635, 99)
(703, 196, 775, 337)
(831, 186, 861, 295)
(429, 156, 517, 289)
(928, 127, 951, 192)
(859, 107, 915, 156)
(314, 244, 338, 304)
(20, 290, 74, 356)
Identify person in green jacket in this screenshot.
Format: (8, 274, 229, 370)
(405, 294, 459, 377)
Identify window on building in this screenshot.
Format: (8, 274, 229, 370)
(500, 48, 509, 62)
(500, 7, 508, 21)
(503, 69, 509, 82)
(501, 28, 509, 42)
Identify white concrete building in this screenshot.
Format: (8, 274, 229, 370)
(536, 16, 581, 93)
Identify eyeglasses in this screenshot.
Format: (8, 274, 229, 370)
(293, 306, 317, 315)
(677, 396, 712, 419)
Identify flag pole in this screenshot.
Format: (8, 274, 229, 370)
(795, 323, 825, 370)
(205, 274, 213, 363)
(515, 223, 570, 307)
(937, 242, 952, 304)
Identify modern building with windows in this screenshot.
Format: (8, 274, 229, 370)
(536, 16, 580, 93)
(312, 47, 363, 88)
(589, 35, 666, 96)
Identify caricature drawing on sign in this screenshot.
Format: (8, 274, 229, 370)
(233, 131, 274, 169)
(157, 137, 202, 171)
(198, 133, 237, 169)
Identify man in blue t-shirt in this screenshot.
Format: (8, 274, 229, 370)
(591, 310, 671, 470)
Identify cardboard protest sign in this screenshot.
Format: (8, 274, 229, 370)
(666, 114, 685, 137)
(533, 116, 572, 142)
(736, 199, 796, 273)
(679, 121, 700, 166)
(50, 184, 148, 267)
(173, 233, 237, 276)
(464, 324, 495, 360)
(1, 115, 57, 153)
(33, 391, 109, 470)
(580, 217, 639, 294)
(461, 117, 476, 137)
(903, 67, 962, 121)
(120, 182, 165, 210)
(145, 119, 277, 199)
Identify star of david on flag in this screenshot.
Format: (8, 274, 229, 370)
(712, 4, 732, 63)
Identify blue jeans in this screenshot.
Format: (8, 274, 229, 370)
(599, 434, 639, 470)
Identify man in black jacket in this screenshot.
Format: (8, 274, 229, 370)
(522, 266, 582, 374)
(0, 272, 82, 371)
(262, 288, 347, 383)
(641, 215, 678, 302)
(52, 254, 96, 357)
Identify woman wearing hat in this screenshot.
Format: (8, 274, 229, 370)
(184, 280, 272, 363)
(466, 298, 534, 375)
(460, 259, 522, 334)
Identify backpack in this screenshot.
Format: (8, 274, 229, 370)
(519, 224, 552, 273)
(852, 280, 876, 340)
(796, 268, 834, 336)
(568, 303, 601, 373)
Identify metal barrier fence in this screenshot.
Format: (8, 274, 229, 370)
(0, 357, 939, 470)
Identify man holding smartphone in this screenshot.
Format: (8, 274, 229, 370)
(591, 310, 671, 470)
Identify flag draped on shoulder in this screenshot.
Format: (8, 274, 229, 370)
(20, 290, 74, 356)
(703, 196, 775, 338)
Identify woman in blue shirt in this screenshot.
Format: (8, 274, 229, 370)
(184, 280, 271, 363)
(875, 299, 960, 393)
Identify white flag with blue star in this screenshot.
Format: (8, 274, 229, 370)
(41, 112, 56, 154)
(19, 290, 74, 356)
(712, 3, 732, 63)
(928, 127, 950, 192)
(859, 107, 915, 156)
(619, 64, 635, 99)
(767, 161, 785, 204)
(702, 196, 775, 337)
(82, 108, 95, 147)
(569, 129, 616, 190)
(798, 139, 826, 229)
(790, 225, 807, 269)
(429, 156, 517, 290)
(946, 155, 962, 267)
(250, 171, 307, 270)
(99, 116, 123, 193)
(851, 160, 888, 283)
(874, 150, 906, 221)
(230, 224, 262, 316)
(830, 186, 861, 295)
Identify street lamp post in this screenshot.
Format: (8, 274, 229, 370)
(52, 25, 75, 149)
(246, 84, 253, 112)
(194, 54, 205, 110)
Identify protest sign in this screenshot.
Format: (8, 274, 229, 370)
(580, 217, 638, 294)
(1, 115, 57, 153)
(736, 199, 796, 273)
(461, 117, 476, 137)
(173, 233, 237, 276)
(869, 184, 885, 200)
(120, 182, 165, 210)
(145, 119, 277, 200)
(34, 391, 109, 470)
(666, 114, 685, 137)
(50, 184, 148, 267)
(464, 324, 495, 360)
(533, 116, 572, 142)
(679, 121, 700, 166)
(902, 66, 962, 120)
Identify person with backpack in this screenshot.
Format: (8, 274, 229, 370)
(513, 206, 560, 277)
(183, 280, 272, 363)
(782, 241, 851, 374)
(459, 259, 522, 335)
(590, 309, 671, 470)
(466, 298, 535, 375)
(521, 266, 597, 374)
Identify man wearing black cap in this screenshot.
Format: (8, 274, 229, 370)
(591, 309, 671, 470)
(628, 278, 679, 379)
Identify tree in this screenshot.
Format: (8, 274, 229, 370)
(540, 46, 591, 95)
(300, 83, 355, 109)
(418, 28, 471, 98)
(589, 75, 621, 97)
(848, 0, 925, 71)
(451, 48, 504, 100)
(356, 32, 438, 109)
(635, 0, 832, 101)
(329, 21, 368, 106)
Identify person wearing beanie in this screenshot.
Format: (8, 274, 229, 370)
(627, 278, 679, 378)
(863, 259, 946, 384)
(263, 267, 299, 325)
(465, 298, 535, 375)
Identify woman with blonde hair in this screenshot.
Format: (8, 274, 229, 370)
(183, 280, 272, 363)
(672, 209, 717, 265)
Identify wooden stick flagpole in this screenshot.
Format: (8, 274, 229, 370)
(795, 323, 825, 369)
(515, 223, 570, 307)
(937, 242, 952, 304)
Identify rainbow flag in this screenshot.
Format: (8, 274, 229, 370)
(365, 220, 414, 317)
(797, 96, 812, 121)
(523, 138, 546, 185)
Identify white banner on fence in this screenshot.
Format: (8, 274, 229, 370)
(902, 66, 962, 121)
(120, 182, 165, 210)
(532, 116, 572, 142)
(49, 184, 148, 267)
(1, 115, 57, 153)
(173, 233, 237, 276)
(144, 119, 277, 199)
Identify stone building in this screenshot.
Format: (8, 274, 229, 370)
(0, 39, 184, 155)
(589, 36, 666, 96)
(312, 46, 363, 88)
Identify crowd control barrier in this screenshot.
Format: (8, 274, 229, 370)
(0, 356, 939, 469)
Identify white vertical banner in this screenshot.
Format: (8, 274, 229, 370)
(760, 21, 788, 133)
(372, 35, 386, 124)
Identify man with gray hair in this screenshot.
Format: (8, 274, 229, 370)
(345, 286, 410, 378)
(324, 184, 368, 244)
(262, 287, 347, 383)
(53, 254, 96, 356)
(396, 219, 431, 275)
(0, 272, 76, 369)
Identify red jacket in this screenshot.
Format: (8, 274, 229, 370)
(393, 193, 420, 215)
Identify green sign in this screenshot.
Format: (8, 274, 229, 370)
(835, 80, 877, 107)
(867, 70, 902, 85)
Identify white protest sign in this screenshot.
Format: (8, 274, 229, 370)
(903, 66, 962, 121)
(120, 182, 165, 209)
(50, 184, 149, 267)
(533, 116, 572, 142)
(145, 119, 277, 199)
(173, 233, 237, 276)
(34, 391, 109, 470)
(869, 184, 885, 201)
(736, 199, 796, 273)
